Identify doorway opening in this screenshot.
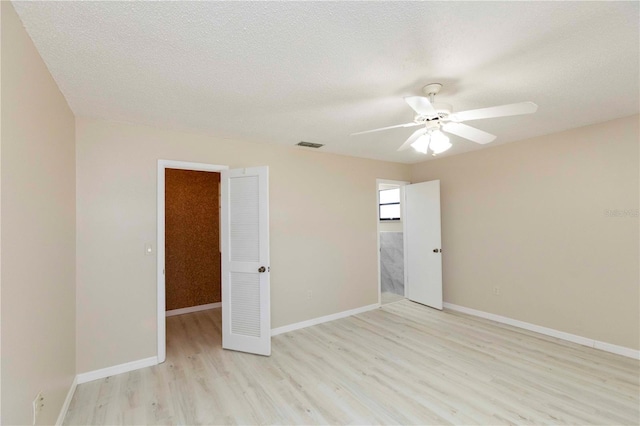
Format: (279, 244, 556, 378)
(376, 179, 409, 305)
(165, 168, 221, 315)
(157, 160, 228, 363)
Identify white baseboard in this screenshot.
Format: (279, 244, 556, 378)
(166, 302, 221, 317)
(443, 302, 639, 360)
(271, 303, 380, 336)
(55, 375, 77, 425)
(592, 340, 639, 359)
(76, 356, 158, 384)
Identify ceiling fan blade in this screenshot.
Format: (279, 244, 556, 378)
(397, 128, 426, 151)
(351, 122, 420, 136)
(442, 122, 496, 144)
(451, 101, 538, 122)
(404, 96, 438, 116)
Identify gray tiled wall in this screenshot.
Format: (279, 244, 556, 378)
(380, 232, 404, 295)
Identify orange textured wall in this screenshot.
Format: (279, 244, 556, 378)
(165, 169, 221, 310)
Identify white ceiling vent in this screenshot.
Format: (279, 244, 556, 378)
(297, 141, 324, 148)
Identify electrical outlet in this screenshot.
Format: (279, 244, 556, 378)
(32, 392, 44, 425)
(306, 290, 313, 300)
(492, 286, 501, 296)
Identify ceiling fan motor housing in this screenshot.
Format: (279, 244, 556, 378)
(421, 121, 441, 131)
(415, 103, 452, 123)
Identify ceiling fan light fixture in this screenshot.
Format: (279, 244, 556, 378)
(410, 134, 430, 154)
(429, 130, 452, 154)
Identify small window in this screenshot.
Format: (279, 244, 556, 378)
(379, 188, 400, 221)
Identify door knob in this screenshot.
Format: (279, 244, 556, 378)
(258, 266, 266, 273)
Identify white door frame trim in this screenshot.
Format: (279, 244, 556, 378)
(376, 179, 410, 306)
(157, 160, 228, 363)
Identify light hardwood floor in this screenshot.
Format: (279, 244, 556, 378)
(381, 291, 405, 305)
(64, 300, 639, 425)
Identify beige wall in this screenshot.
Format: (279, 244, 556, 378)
(75, 117, 410, 373)
(1, 2, 76, 424)
(411, 115, 640, 350)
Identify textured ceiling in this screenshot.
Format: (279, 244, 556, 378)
(13, 1, 639, 164)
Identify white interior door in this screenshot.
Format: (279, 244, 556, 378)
(221, 166, 271, 356)
(404, 180, 443, 310)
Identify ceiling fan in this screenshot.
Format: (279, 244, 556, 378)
(352, 83, 538, 155)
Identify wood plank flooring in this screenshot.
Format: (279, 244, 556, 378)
(381, 291, 405, 305)
(64, 300, 639, 425)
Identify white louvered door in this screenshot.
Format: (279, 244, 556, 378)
(221, 166, 271, 356)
